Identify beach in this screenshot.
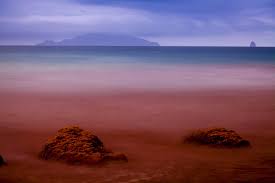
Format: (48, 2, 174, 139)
(1, 88, 275, 182)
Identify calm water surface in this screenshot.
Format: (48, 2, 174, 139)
(0, 46, 274, 65)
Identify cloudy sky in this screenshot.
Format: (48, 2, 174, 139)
(0, 0, 274, 46)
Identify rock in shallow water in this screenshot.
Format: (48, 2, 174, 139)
(39, 126, 127, 165)
(0, 155, 6, 166)
(183, 128, 251, 148)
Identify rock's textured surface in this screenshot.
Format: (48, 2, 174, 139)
(183, 128, 251, 147)
(39, 126, 127, 165)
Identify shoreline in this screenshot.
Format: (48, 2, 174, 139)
(1, 63, 275, 93)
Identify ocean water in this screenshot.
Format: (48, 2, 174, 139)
(0, 46, 274, 65)
(0, 46, 275, 92)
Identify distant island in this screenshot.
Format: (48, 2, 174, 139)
(250, 41, 256, 47)
(37, 33, 160, 46)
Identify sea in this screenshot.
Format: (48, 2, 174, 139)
(0, 46, 274, 65)
(0, 46, 275, 92)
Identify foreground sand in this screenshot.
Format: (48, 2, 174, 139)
(0, 89, 275, 183)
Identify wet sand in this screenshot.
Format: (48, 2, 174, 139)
(1, 89, 275, 183)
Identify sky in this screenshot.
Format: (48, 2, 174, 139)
(0, 0, 274, 46)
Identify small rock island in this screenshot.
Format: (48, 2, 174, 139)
(250, 41, 256, 47)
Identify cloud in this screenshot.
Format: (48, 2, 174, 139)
(0, 0, 156, 43)
(0, 0, 274, 46)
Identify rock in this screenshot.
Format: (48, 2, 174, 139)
(250, 41, 256, 47)
(0, 155, 6, 166)
(183, 128, 251, 148)
(39, 126, 127, 165)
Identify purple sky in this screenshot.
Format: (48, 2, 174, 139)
(0, 0, 274, 46)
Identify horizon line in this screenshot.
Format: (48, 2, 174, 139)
(0, 45, 274, 48)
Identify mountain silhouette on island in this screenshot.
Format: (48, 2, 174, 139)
(37, 33, 159, 46)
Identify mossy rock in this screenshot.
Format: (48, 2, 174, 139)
(39, 126, 127, 165)
(183, 128, 251, 148)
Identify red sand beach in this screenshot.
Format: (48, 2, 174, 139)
(0, 65, 275, 182)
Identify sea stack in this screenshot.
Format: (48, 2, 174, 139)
(250, 41, 256, 47)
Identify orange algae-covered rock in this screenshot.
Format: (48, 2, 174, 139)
(183, 128, 251, 148)
(39, 126, 127, 164)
